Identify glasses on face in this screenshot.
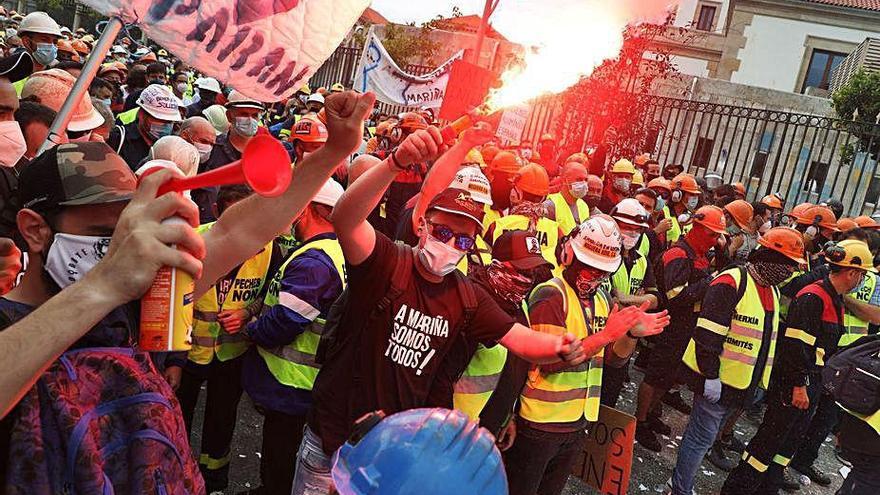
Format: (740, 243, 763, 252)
(427, 221, 476, 251)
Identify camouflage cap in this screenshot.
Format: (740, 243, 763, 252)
(19, 142, 136, 212)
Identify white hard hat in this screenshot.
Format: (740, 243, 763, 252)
(149, 136, 199, 177)
(133, 47, 150, 57)
(18, 11, 62, 37)
(110, 45, 128, 55)
(137, 84, 183, 122)
(450, 166, 492, 206)
(307, 93, 325, 104)
(610, 198, 649, 228)
(569, 215, 622, 273)
(195, 77, 221, 94)
(226, 90, 264, 110)
(202, 104, 230, 135)
(312, 178, 344, 207)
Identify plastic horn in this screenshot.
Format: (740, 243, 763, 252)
(156, 135, 292, 197)
(439, 108, 503, 142)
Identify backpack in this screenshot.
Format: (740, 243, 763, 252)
(5, 347, 204, 495)
(316, 243, 479, 365)
(822, 335, 880, 416)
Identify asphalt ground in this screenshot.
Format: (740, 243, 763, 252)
(188, 369, 848, 494)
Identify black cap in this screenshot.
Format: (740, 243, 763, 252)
(492, 230, 551, 270)
(0, 50, 33, 82)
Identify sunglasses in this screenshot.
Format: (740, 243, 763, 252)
(427, 221, 476, 251)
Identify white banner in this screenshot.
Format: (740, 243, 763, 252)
(496, 104, 530, 144)
(80, 0, 369, 102)
(353, 28, 463, 108)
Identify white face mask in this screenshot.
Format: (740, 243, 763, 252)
(194, 142, 213, 163)
(175, 82, 188, 95)
(44, 233, 112, 289)
(418, 234, 465, 277)
(621, 230, 641, 250)
(686, 196, 700, 211)
(570, 181, 588, 199)
(0, 121, 27, 167)
(613, 177, 631, 193)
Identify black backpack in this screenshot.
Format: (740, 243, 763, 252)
(822, 335, 880, 415)
(315, 243, 479, 365)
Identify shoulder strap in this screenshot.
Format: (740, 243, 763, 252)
(374, 243, 414, 315)
(736, 265, 748, 303)
(114, 125, 125, 154)
(453, 270, 479, 331)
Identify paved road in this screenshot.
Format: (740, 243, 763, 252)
(188, 369, 848, 494)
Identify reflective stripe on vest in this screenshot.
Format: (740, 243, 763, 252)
(841, 272, 877, 347)
(636, 233, 650, 259)
(548, 193, 589, 235)
(682, 268, 779, 390)
(841, 404, 880, 436)
(520, 278, 608, 423)
(257, 238, 346, 390)
(491, 215, 560, 269)
(610, 252, 648, 296)
(189, 222, 272, 364)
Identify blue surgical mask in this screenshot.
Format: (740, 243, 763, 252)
(656, 196, 666, 212)
(234, 117, 258, 137)
(687, 196, 700, 211)
(98, 98, 112, 108)
(33, 43, 57, 66)
(149, 121, 173, 140)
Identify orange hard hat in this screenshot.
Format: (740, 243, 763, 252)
(291, 117, 328, 144)
(480, 145, 500, 165)
(316, 107, 327, 125)
(139, 51, 157, 63)
(673, 173, 701, 194)
(489, 151, 521, 176)
(514, 163, 550, 197)
(375, 120, 394, 137)
(56, 40, 80, 62)
(566, 152, 589, 165)
(724, 200, 754, 231)
(648, 177, 672, 192)
(692, 205, 727, 234)
(733, 182, 746, 196)
(798, 205, 838, 231)
(71, 39, 89, 55)
(540, 133, 554, 142)
(758, 227, 807, 264)
(761, 193, 784, 210)
(854, 215, 880, 229)
(634, 153, 651, 166)
(837, 218, 859, 232)
(398, 112, 429, 133)
(787, 202, 814, 223)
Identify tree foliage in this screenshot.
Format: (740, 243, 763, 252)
(352, 7, 468, 68)
(832, 70, 880, 159)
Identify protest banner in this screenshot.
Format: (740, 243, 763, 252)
(495, 104, 530, 143)
(438, 59, 496, 121)
(572, 405, 636, 495)
(78, 0, 369, 101)
(353, 27, 463, 109)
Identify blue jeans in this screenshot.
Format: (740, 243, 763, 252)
(671, 394, 732, 495)
(290, 425, 334, 495)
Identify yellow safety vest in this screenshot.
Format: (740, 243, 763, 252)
(841, 272, 877, 347)
(665, 205, 681, 245)
(189, 223, 272, 364)
(13, 77, 26, 96)
(491, 215, 560, 270)
(257, 238, 346, 390)
(636, 233, 650, 259)
(118, 107, 140, 125)
(456, 234, 493, 275)
(454, 303, 528, 420)
(547, 193, 589, 235)
(482, 205, 503, 236)
(778, 264, 809, 322)
(682, 268, 780, 390)
(520, 278, 609, 423)
(610, 251, 649, 296)
(842, 406, 880, 436)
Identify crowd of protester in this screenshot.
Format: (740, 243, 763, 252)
(0, 8, 878, 495)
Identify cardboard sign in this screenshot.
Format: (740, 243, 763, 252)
(81, 0, 369, 101)
(572, 405, 636, 495)
(495, 104, 530, 144)
(438, 59, 495, 120)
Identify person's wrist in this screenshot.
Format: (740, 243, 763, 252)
(73, 267, 129, 311)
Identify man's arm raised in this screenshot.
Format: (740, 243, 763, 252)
(196, 91, 375, 297)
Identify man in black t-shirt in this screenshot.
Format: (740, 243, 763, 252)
(290, 126, 591, 495)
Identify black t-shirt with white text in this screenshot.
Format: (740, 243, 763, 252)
(308, 233, 515, 453)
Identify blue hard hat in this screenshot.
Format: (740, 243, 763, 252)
(331, 408, 508, 495)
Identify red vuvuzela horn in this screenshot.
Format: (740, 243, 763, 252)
(156, 135, 292, 197)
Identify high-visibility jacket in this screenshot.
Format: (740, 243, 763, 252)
(610, 250, 649, 296)
(454, 303, 527, 420)
(520, 278, 609, 423)
(456, 234, 493, 275)
(118, 106, 140, 125)
(547, 193, 589, 235)
(682, 268, 780, 390)
(841, 272, 877, 347)
(665, 205, 681, 245)
(257, 238, 346, 390)
(779, 262, 811, 321)
(13, 77, 26, 96)
(491, 214, 560, 269)
(636, 233, 650, 259)
(482, 205, 503, 236)
(842, 406, 880, 436)
(189, 223, 272, 364)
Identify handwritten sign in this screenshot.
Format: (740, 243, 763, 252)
(572, 405, 636, 495)
(438, 59, 495, 121)
(495, 104, 530, 144)
(80, 0, 369, 102)
(353, 28, 463, 109)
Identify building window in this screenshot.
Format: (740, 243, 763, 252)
(801, 49, 847, 92)
(696, 5, 717, 31)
